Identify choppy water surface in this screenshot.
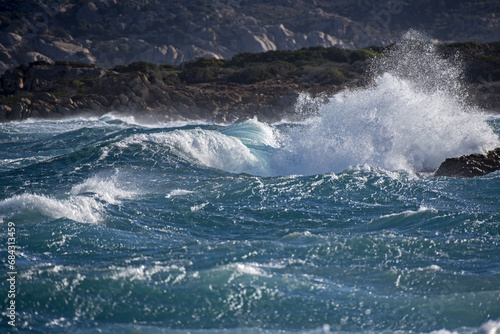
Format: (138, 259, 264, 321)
(1, 31, 499, 333)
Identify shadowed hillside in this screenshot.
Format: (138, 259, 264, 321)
(0, 0, 498, 73)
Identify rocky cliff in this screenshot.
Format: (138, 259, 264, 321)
(1, 0, 499, 73)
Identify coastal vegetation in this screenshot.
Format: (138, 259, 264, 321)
(1, 44, 382, 104)
(0, 42, 499, 122)
(110, 46, 383, 85)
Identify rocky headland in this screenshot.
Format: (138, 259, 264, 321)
(0, 61, 333, 123)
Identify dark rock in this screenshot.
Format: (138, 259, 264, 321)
(0, 105, 12, 119)
(38, 92, 59, 104)
(56, 106, 74, 116)
(434, 148, 500, 178)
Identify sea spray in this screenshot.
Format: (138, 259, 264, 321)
(371, 29, 465, 99)
(271, 31, 499, 175)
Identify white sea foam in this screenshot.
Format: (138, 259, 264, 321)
(191, 202, 208, 212)
(70, 174, 138, 205)
(377, 206, 438, 220)
(235, 263, 268, 276)
(479, 320, 500, 334)
(428, 330, 458, 334)
(226, 263, 269, 284)
(166, 189, 194, 198)
(108, 264, 182, 281)
(0, 193, 103, 224)
(0, 173, 138, 224)
(428, 320, 500, 334)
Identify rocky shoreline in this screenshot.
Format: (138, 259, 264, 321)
(1, 42, 499, 124)
(0, 60, 346, 124)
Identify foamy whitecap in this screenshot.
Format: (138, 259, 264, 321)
(0, 173, 138, 224)
(0, 193, 103, 224)
(108, 264, 184, 282)
(428, 330, 458, 334)
(479, 320, 500, 334)
(377, 206, 438, 220)
(166, 189, 194, 198)
(70, 174, 138, 205)
(225, 263, 269, 284)
(98, 112, 217, 128)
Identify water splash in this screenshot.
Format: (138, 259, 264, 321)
(272, 30, 499, 175)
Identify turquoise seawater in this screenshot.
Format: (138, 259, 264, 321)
(0, 112, 499, 333)
(1, 32, 500, 333)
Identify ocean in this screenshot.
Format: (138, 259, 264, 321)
(1, 33, 500, 333)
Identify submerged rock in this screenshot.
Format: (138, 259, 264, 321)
(434, 148, 500, 178)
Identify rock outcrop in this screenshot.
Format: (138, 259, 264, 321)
(434, 148, 500, 178)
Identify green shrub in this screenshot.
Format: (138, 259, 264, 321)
(344, 48, 381, 63)
(54, 60, 96, 68)
(300, 65, 348, 85)
(227, 65, 275, 84)
(179, 67, 215, 84)
(183, 57, 228, 69)
(113, 61, 160, 73)
(227, 46, 381, 68)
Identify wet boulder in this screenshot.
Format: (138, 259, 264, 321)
(434, 148, 500, 178)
